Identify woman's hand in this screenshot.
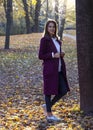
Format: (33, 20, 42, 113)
(54, 52, 65, 58)
(54, 52, 60, 58)
(60, 52, 65, 58)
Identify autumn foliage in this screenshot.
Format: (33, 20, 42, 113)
(0, 33, 93, 130)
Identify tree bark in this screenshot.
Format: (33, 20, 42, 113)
(76, 0, 93, 113)
(59, 18, 65, 40)
(4, 0, 13, 49)
(3, 0, 7, 14)
(59, 0, 67, 40)
(34, 0, 41, 32)
(54, 0, 59, 26)
(46, 0, 48, 21)
(22, 0, 31, 33)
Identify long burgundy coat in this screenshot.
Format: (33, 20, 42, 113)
(38, 36, 70, 95)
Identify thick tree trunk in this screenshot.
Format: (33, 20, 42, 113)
(4, 0, 13, 49)
(76, 0, 93, 113)
(34, 0, 41, 32)
(22, 0, 31, 33)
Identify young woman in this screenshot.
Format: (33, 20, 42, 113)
(38, 20, 70, 122)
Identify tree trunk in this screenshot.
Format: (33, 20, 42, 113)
(76, 0, 93, 113)
(59, 18, 65, 40)
(34, 0, 41, 32)
(4, 0, 13, 49)
(54, 0, 59, 26)
(46, 0, 48, 21)
(59, 0, 67, 40)
(3, 0, 7, 14)
(22, 0, 31, 33)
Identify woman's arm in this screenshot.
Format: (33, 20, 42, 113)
(38, 38, 53, 60)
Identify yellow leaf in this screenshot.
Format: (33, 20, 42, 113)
(8, 102, 12, 106)
(8, 108, 19, 114)
(8, 116, 20, 122)
(32, 0, 37, 5)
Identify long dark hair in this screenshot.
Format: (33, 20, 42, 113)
(43, 19, 58, 38)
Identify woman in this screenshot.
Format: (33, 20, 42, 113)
(38, 20, 70, 122)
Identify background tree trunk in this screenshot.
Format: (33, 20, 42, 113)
(34, 0, 41, 32)
(76, 0, 93, 113)
(46, 0, 48, 21)
(3, 0, 7, 14)
(22, 0, 31, 33)
(4, 0, 13, 49)
(54, 0, 59, 26)
(58, 0, 67, 40)
(58, 18, 65, 40)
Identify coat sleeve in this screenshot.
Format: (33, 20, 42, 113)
(38, 38, 53, 60)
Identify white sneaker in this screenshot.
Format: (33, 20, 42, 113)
(41, 104, 47, 116)
(46, 115, 61, 122)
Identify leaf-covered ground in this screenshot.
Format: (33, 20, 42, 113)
(0, 33, 93, 130)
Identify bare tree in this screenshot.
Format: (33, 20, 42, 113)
(54, 0, 59, 25)
(76, 0, 93, 113)
(58, 0, 67, 40)
(4, 0, 13, 49)
(22, 0, 31, 33)
(46, 0, 48, 21)
(34, 0, 41, 32)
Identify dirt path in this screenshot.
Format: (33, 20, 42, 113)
(63, 33, 76, 41)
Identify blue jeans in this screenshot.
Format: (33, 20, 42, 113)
(45, 72, 67, 112)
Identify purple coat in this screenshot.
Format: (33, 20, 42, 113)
(38, 36, 70, 95)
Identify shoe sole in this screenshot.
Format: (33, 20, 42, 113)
(47, 118, 61, 123)
(47, 119, 54, 123)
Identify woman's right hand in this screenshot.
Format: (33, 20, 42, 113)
(54, 52, 60, 58)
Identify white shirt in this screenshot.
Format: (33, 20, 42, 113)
(52, 38, 62, 72)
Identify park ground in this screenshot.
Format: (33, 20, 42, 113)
(0, 31, 93, 130)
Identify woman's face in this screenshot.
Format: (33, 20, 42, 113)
(47, 22, 56, 36)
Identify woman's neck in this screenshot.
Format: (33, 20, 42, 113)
(50, 35, 56, 38)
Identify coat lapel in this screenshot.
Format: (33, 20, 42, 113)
(45, 36, 61, 53)
(50, 38, 58, 52)
(49, 37, 61, 53)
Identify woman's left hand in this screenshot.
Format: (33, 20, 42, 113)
(60, 52, 65, 57)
